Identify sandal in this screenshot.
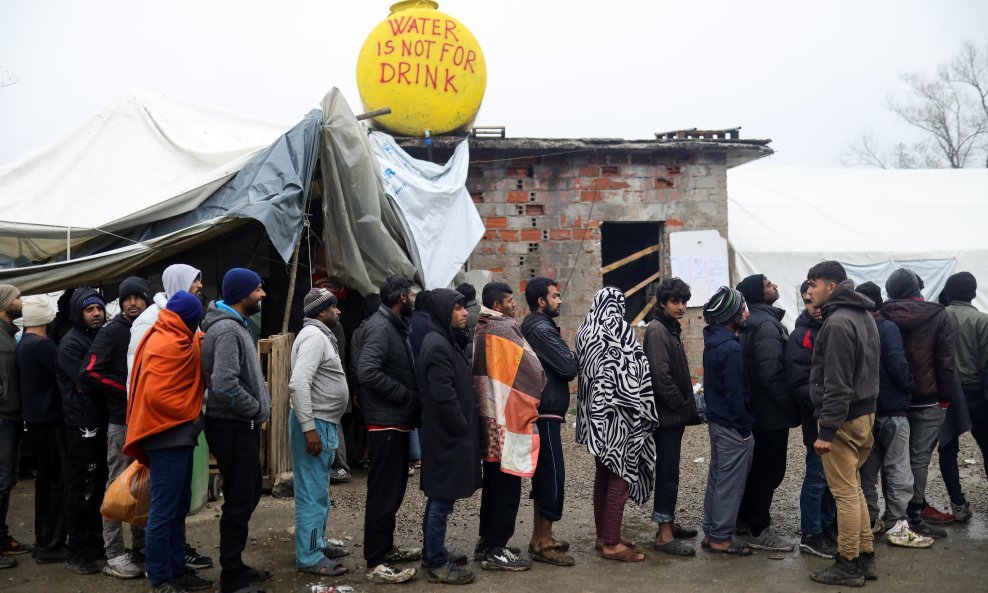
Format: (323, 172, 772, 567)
(531, 545, 575, 567)
(243, 567, 273, 582)
(600, 545, 645, 562)
(321, 545, 350, 559)
(299, 558, 348, 576)
(704, 540, 752, 556)
(595, 537, 638, 551)
(653, 539, 695, 556)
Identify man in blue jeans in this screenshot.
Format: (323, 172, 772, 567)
(125, 291, 212, 593)
(288, 288, 350, 576)
(786, 281, 837, 558)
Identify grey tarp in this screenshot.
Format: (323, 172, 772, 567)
(319, 88, 419, 295)
(0, 111, 322, 292)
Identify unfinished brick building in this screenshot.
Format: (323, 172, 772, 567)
(398, 130, 772, 376)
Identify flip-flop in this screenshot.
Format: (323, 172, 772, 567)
(595, 538, 638, 552)
(600, 546, 645, 562)
(705, 541, 752, 556)
(243, 567, 273, 582)
(299, 558, 348, 576)
(321, 545, 350, 559)
(531, 545, 575, 567)
(653, 539, 695, 556)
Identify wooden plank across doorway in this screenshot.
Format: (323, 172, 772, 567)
(624, 270, 662, 298)
(600, 243, 660, 275)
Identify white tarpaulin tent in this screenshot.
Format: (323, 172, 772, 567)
(0, 90, 290, 264)
(728, 166, 988, 329)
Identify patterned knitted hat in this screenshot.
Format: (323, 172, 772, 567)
(303, 287, 338, 317)
(703, 286, 746, 325)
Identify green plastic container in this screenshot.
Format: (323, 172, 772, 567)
(188, 432, 209, 515)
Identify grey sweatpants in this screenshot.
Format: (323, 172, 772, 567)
(860, 416, 913, 523)
(103, 423, 145, 559)
(703, 422, 754, 542)
(907, 406, 945, 507)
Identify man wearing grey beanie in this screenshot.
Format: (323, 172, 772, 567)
(0, 284, 23, 567)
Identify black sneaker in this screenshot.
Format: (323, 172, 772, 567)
(421, 552, 467, 569)
(810, 554, 865, 587)
(33, 546, 67, 564)
(152, 582, 183, 593)
(799, 533, 836, 559)
(474, 539, 521, 561)
(64, 556, 101, 575)
(427, 561, 474, 585)
(184, 544, 213, 569)
(0, 535, 32, 556)
(172, 568, 213, 591)
(0, 557, 15, 569)
(481, 547, 531, 572)
(909, 520, 948, 539)
(857, 551, 877, 581)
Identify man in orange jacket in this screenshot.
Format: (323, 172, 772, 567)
(125, 291, 211, 593)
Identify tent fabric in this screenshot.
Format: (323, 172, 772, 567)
(728, 166, 988, 329)
(318, 89, 419, 295)
(369, 131, 485, 290)
(0, 90, 289, 263)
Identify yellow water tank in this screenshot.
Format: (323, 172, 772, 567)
(356, 1, 487, 136)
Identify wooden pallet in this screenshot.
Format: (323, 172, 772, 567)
(258, 333, 295, 480)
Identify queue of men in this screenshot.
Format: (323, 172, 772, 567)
(0, 261, 985, 592)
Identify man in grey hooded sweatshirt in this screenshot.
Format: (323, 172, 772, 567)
(288, 288, 350, 576)
(202, 268, 271, 593)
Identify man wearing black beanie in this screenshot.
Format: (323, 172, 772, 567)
(734, 274, 798, 553)
(79, 276, 150, 579)
(944, 272, 988, 523)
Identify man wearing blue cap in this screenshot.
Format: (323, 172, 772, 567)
(202, 268, 271, 593)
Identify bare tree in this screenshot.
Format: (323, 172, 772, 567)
(845, 41, 988, 168)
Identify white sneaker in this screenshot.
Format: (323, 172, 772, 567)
(103, 553, 143, 579)
(886, 520, 935, 549)
(366, 563, 416, 584)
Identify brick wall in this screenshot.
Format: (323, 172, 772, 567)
(465, 149, 729, 379)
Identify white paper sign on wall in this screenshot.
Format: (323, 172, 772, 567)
(670, 230, 729, 308)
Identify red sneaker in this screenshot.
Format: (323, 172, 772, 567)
(921, 504, 954, 525)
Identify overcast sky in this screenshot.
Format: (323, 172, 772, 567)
(1, 0, 986, 167)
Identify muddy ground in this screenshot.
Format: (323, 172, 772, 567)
(4, 423, 987, 593)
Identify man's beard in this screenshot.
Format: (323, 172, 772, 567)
(400, 300, 414, 318)
(546, 304, 561, 318)
(4, 305, 21, 320)
(243, 300, 262, 317)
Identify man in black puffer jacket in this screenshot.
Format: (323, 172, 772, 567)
(520, 277, 578, 567)
(356, 276, 420, 584)
(57, 287, 108, 575)
(417, 288, 480, 585)
(79, 276, 150, 579)
(736, 274, 798, 552)
(881, 268, 955, 537)
(785, 280, 836, 559)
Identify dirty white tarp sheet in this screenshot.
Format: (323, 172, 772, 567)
(728, 166, 988, 328)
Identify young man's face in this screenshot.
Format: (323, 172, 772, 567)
(82, 304, 105, 329)
(319, 304, 341, 328)
(737, 305, 750, 328)
(494, 293, 517, 318)
(188, 276, 204, 298)
(763, 277, 780, 305)
(3, 295, 22, 320)
(121, 295, 147, 321)
(541, 285, 562, 318)
(451, 302, 468, 329)
(661, 297, 686, 320)
(399, 290, 414, 317)
(241, 285, 266, 317)
(802, 290, 823, 321)
(807, 278, 837, 309)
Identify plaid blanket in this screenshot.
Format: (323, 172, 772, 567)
(471, 307, 546, 477)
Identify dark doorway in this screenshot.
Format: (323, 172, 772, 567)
(600, 222, 663, 324)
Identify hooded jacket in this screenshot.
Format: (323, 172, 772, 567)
(871, 311, 914, 416)
(127, 265, 202, 385)
(417, 288, 482, 500)
(644, 312, 700, 428)
(881, 298, 956, 407)
(703, 323, 754, 437)
(201, 301, 270, 425)
(520, 311, 578, 419)
(357, 305, 420, 427)
(740, 302, 799, 431)
(945, 301, 988, 392)
(809, 280, 880, 442)
(79, 313, 133, 425)
(785, 309, 822, 446)
(58, 287, 108, 427)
